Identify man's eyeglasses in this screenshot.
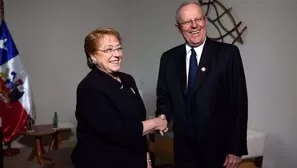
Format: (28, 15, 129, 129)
(97, 47, 124, 54)
(179, 17, 205, 27)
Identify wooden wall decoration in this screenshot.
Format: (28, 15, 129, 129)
(198, 0, 247, 45)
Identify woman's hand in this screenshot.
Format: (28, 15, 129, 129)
(147, 161, 153, 168)
(147, 152, 152, 168)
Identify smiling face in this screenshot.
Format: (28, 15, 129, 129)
(92, 35, 123, 74)
(176, 3, 207, 47)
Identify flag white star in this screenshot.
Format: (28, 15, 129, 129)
(0, 38, 8, 50)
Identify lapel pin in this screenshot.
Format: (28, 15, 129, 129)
(201, 67, 206, 72)
(130, 87, 136, 94)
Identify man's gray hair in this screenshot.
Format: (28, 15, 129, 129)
(175, 1, 202, 24)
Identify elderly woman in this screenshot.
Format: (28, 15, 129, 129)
(71, 28, 167, 168)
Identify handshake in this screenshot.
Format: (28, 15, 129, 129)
(142, 114, 169, 136)
(151, 114, 169, 136)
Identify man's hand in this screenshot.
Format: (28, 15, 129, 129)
(157, 114, 168, 136)
(154, 115, 168, 134)
(223, 154, 241, 168)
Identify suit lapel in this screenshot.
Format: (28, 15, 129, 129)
(94, 69, 126, 115)
(176, 45, 187, 98)
(190, 38, 216, 98)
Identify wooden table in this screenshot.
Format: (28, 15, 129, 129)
(20, 124, 71, 168)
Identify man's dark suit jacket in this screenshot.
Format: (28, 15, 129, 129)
(156, 38, 248, 168)
(71, 68, 147, 168)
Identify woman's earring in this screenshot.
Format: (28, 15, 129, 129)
(87, 56, 97, 68)
(90, 56, 97, 65)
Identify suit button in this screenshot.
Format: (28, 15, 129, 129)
(183, 117, 187, 121)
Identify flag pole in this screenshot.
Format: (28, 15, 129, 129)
(0, 0, 4, 166)
(0, 119, 3, 168)
(0, 0, 20, 157)
(0, 0, 3, 21)
(0, 0, 4, 165)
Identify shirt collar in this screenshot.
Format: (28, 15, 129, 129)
(185, 37, 207, 54)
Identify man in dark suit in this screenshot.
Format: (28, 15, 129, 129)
(156, 2, 248, 168)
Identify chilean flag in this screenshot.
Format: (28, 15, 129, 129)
(0, 20, 35, 143)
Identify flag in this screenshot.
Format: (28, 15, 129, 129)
(0, 20, 34, 143)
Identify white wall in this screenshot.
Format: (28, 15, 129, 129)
(221, 1, 297, 167)
(4, 0, 297, 167)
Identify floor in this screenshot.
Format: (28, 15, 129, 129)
(3, 142, 172, 168)
(4, 143, 74, 168)
(3, 140, 257, 168)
